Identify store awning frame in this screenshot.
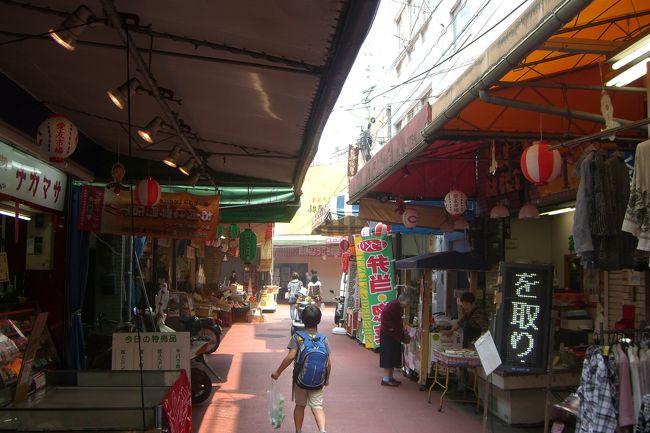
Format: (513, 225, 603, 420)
(348, 0, 622, 204)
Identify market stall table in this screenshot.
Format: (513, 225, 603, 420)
(428, 348, 481, 412)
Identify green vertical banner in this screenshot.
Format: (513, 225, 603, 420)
(353, 234, 397, 349)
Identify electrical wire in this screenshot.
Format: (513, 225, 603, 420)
(343, 0, 530, 109)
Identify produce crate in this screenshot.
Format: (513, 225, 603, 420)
(232, 308, 249, 323)
(217, 310, 232, 327)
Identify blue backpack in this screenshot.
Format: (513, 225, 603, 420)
(293, 331, 329, 390)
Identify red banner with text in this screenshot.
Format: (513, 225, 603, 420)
(162, 369, 192, 433)
(77, 186, 219, 240)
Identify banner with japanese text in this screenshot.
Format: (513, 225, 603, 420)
(353, 234, 397, 349)
(77, 186, 219, 240)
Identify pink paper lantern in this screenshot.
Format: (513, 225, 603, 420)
(374, 222, 390, 236)
(402, 207, 418, 228)
(37, 114, 78, 162)
(444, 189, 467, 216)
(489, 204, 510, 219)
(135, 177, 161, 207)
(518, 203, 540, 219)
(520, 141, 562, 185)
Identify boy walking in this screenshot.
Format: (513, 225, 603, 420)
(272, 305, 331, 433)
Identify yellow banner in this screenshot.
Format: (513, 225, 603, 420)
(78, 186, 220, 240)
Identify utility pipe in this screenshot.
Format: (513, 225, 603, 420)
(493, 81, 646, 93)
(478, 90, 646, 131)
(100, 0, 215, 186)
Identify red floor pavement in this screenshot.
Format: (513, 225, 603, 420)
(193, 304, 544, 433)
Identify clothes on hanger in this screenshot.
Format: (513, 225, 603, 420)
(623, 139, 650, 252)
(577, 346, 618, 433)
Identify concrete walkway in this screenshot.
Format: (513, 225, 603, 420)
(193, 304, 545, 433)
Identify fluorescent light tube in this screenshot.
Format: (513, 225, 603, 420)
(612, 34, 650, 70)
(606, 59, 650, 87)
(538, 207, 575, 216)
(0, 209, 31, 221)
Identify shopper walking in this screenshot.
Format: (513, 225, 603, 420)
(272, 305, 331, 433)
(379, 291, 412, 386)
(287, 272, 304, 321)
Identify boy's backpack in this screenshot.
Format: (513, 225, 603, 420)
(293, 331, 329, 390)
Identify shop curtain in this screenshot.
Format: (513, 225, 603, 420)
(64, 186, 90, 369)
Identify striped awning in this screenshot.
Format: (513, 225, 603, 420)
(311, 194, 363, 235)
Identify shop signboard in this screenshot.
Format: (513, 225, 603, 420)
(0, 140, 67, 211)
(111, 331, 191, 374)
(353, 234, 397, 349)
(494, 262, 554, 374)
(77, 186, 219, 240)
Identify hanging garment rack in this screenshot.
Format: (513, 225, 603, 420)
(594, 323, 650, 346)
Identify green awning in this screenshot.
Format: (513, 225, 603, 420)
(73, 181, 300, 223)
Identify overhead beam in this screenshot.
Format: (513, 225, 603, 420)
(548, 117, 650, 150)
(541, 37, 622, 54)
(478, 90, 648, 131)
(494, 81, 646, 93)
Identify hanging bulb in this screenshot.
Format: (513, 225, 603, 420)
(49, 5, 94, 51)
(518, 203, 540, 219)
(107, 78, 141, 110)
(162, 146, 181, 168)
(489, 204, 510, 219)
(178, 158, 195, 176)
(137, 117, 163, 143)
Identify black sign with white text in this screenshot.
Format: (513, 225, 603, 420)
(495, 262, 554, 373)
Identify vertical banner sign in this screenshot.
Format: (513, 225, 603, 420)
(494, 262, 554, 373)
(353, 234, 397, 349)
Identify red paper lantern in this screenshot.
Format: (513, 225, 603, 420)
(374, 222, 390, 236)
(339, 239, 350, 252)
(341, 252, 351, 273)
(135, 177, 161, 207)
(444, 190, 467, 216)
(402, 207, 418, 228)
(520, 141, 562, 185)
(37, 114, 78, 162)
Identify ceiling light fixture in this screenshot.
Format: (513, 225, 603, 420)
(0, 209, 31, 221)
(606, 58, 650, 87)
(178, 158, 195, 176)
(611, 32, 650, 71)
(107, 78, 141, 110)
(137, 116, 163, 143)
(48, 5, 94, 51)
(518, 203, 540, 220)
(538, 207, 575, 217)
(162, 146, 181, 168)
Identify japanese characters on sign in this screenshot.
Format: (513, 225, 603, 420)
(353, 234, 397, 349)
(495, 262, 553, 374)
(78, 186, 220, 240)
(111, 332, 191, 374)
(162, 370, 192, 433)
(0, 140, 67, 211)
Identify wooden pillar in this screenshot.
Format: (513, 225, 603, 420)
(419, 272, 432, 386)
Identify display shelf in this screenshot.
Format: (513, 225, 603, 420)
(0, 308, 58, 405)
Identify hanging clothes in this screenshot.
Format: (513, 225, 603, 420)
(577, 346, 618, 433)
(630, 346, 643, 419)
(623, 139, 650, 252)
(619, 344, 637, 428)
(573, 149, 596, 265)
(592, 154, 636, 270)
(635, 394, 650, 433)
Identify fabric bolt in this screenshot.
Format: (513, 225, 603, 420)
(573, 150, 595, 261)
(577, 346, 618, 433)
(619, 345, 636, 427)
(635, 394, 650, 433)
(623, 139, 650, 251)
(629, 346, 642, 419)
